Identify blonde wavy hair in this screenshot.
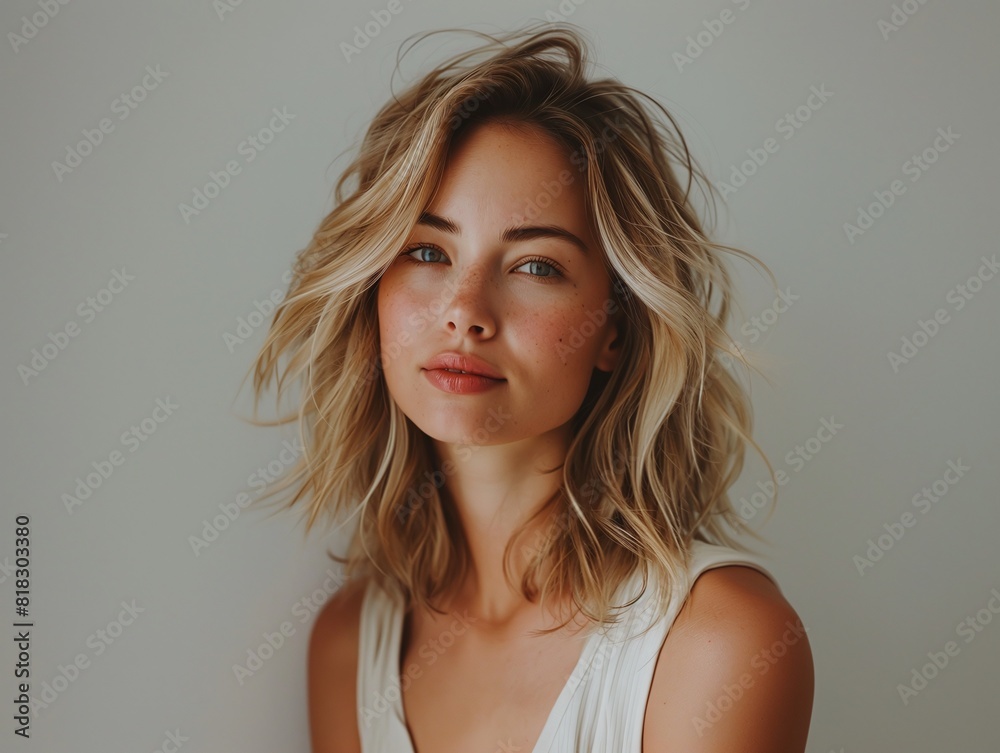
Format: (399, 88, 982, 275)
(241, 21, 779, 634)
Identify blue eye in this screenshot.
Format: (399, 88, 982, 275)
(402, 245, 446, 263)
(514, 258, 562, 278)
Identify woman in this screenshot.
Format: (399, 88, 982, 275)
(247, 21, 813, 753)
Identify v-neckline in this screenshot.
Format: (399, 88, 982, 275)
(391, 603, 606, 753)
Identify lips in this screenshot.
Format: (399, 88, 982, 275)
(423, 352, 505, 380)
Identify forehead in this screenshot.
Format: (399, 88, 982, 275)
(429, 120, 591, 229)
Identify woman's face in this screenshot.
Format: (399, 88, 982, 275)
(376, 120, 621, 448)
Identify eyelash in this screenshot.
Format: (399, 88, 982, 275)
(399, 243, 566, 282)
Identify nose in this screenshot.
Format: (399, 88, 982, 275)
(441, 265, 497, 338)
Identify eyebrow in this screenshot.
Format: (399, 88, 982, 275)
(416, 212, 589, 255)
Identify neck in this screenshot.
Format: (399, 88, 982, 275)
(430, 429, 573, 628)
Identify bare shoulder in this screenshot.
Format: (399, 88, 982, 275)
(307, 575, 369, 753)
(643, 565, 814, 753)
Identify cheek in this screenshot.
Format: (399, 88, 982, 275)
(376, 275, 447, 386)
(377, 276, 415, 342)
(376, 281, 417, 381)
(524, 307, 603, 372)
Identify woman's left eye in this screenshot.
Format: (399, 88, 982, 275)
(514, 258, 563, 279)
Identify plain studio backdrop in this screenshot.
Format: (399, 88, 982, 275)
(2, 1, 998, 751)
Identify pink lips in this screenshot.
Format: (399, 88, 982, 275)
(422, 351, 506, 394)
(422, 352, 505, 380)
(422, 369, 505, 394)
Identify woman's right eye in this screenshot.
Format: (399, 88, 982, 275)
(401, 244, 446, 263)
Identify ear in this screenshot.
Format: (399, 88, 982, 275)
(594, 310, 624, 373)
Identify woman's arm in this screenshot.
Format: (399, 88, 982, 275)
(643, 566, 815, 752)
(307, 580, 367, 753)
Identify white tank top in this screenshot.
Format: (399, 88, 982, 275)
(355, 540, 781, 752)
